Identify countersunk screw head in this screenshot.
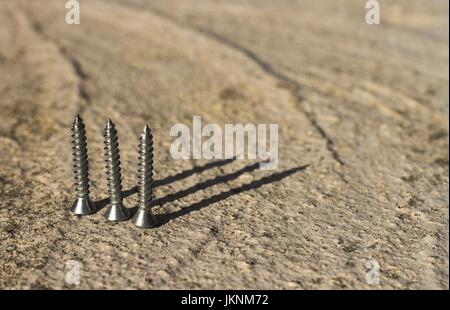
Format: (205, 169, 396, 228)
(70, 114, 96, 215)
(132, 124, 157, 228)
(103, 118, 130, 222)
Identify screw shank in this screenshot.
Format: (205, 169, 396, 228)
(72, 117, 90, 199)
(104, 121, 124, 206)
(137, 128, 154, 209)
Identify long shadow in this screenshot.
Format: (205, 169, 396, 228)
(153, 162, 260, 207)
(93, 158, 235, 211)
(153, 158, 235, 188)
(156, 165, 309, 225)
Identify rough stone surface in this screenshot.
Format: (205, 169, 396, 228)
(0, 0, 448, 289)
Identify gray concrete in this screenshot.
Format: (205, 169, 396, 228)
(0, 0, 448, 289)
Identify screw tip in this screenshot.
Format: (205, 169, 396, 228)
(106, 118, 115, 128)
(74, 114, 82, 123)
(143, 124, 151, 133)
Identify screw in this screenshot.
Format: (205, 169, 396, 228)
(70, 114, 96, 215)
(132, 125, 158, 228)
(103, 119, 130, 222)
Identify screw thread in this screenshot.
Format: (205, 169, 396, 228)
(72, 115, 90, 199)
(137, 125, 153, 209)
(104, 119, 123, 205)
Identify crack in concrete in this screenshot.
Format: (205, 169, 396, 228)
(27, 17, 92, 114)
(147, 7, 345, 166)
(57, 46, 91, 113)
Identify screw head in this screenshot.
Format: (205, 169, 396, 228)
(131, 208, 157, 228)
(71, 197, 96, 215)
(104, 203, 131, 222)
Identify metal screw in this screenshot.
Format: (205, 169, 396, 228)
(70, 114, 96, 215)
(132, 125, 158, 228)
(103, 119, 130, 222)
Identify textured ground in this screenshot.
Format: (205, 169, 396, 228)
(0, 0, 448, 289)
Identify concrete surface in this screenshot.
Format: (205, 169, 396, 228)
(0, 0, 448, 289)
